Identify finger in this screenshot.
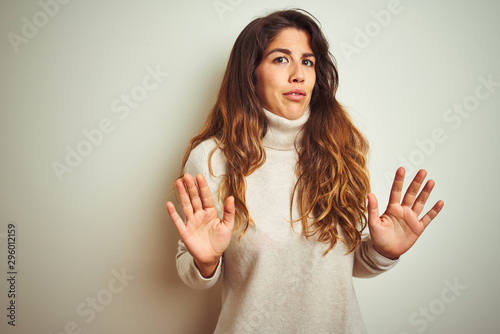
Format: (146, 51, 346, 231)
(367, 193, 380, 230)
(176, 178, 194, 220)
(420, 200, 444, 228)
(222, 196, 235, 231)
(402, 169, 427, 207)
(184, 173, 203, 212)
(411, 179, 435, 215)
(166, 201, 186, 235)
(196, 174, 215, 209)
(388, 167, 405, 205)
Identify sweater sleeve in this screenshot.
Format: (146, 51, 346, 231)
(176, 240, 222, 290)
(352, 234, 399, 278)
(175, 140, 224, 289)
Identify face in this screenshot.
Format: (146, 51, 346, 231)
(255, 28, 316, 120)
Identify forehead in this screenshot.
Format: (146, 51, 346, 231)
(266, 28, 313, 52)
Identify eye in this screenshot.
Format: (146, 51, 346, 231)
(273, 56, 288, 64)
(302, 59, 314, 67)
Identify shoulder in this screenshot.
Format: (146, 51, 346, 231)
(184, 138, 226, 177)
(187, 138, 219, 162)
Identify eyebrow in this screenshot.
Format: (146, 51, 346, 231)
(265, 48, 315, 58)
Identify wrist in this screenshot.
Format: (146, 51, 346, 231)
(194, 257, 220, 278)
(373, 246, 400, 260)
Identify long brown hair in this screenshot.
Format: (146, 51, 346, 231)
(179, 9, 370, 254)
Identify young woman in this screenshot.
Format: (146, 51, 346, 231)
(166, 9, 443, 333)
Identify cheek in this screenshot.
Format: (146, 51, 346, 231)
(270, 72, 285, 92)
(259, 79, 276, 99)
(309, 73, 317, 92)
(309, 70, 316, 85)
(260, 67, 279, 89)
(269, 78, 280, 94)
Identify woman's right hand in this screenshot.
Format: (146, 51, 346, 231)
(166, 173, 235, 278)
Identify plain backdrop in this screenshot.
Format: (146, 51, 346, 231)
(1, 0, 499, 333)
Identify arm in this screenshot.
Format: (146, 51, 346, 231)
(354, 167, 443, 278)
(167, 173, 233, 270)
(367, 167, 444, 260)
(176, 239, 223, 289)
(352, 233, 399, 278)
(167, 144, 234, 288)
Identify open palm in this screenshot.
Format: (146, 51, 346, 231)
(367, 168, 444, 259)
(166, 173, 234, 270)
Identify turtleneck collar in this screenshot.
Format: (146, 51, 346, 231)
(261, 107, 310, 151)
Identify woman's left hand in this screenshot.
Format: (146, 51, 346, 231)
(367, 167, 444, 259)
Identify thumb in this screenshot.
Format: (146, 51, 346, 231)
(222, 196, 235, 231)
(367, 193, 380, 230)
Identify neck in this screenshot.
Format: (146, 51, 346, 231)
(261, 107, 309, 151)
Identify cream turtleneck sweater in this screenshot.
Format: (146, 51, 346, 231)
(176, 108, 398, 333)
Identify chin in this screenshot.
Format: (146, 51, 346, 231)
(290, 106, 307, 116)
(283, 109, 306, 120)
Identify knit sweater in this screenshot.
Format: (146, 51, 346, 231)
(176, 108, 398, 333)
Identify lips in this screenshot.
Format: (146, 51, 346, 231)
(283, 89, 306, 101)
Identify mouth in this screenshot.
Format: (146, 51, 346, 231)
(283, 89, 306, 101)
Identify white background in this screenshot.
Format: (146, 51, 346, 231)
(1, 0, 499, 333)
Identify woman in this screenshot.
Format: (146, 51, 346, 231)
(166, 9, 443, 333)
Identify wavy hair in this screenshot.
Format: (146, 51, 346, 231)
(179, 9, 370, 254)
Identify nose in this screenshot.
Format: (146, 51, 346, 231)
(289, 61, 305, 83)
